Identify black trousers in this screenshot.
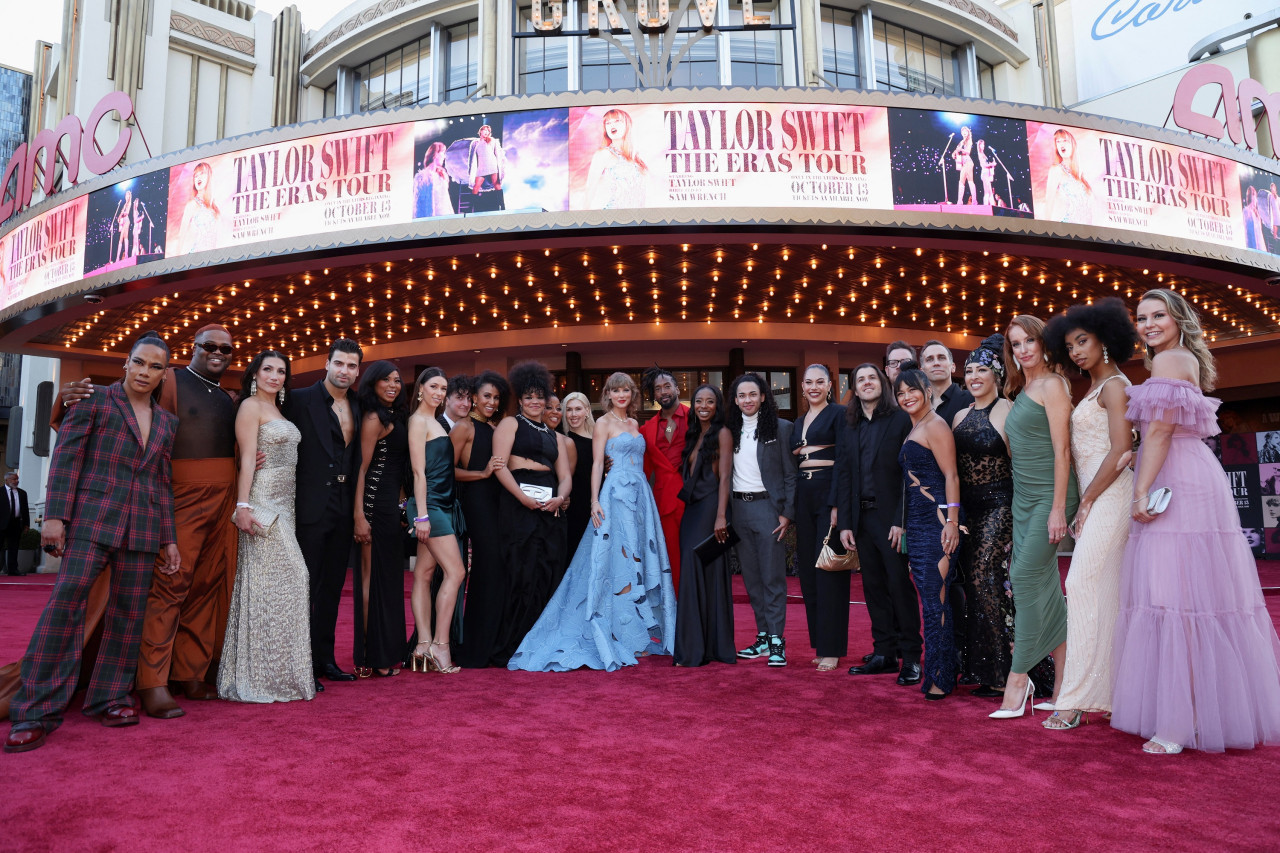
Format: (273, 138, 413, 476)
(299, 508, 355, 671)
(854, 506, 922, 662)
(4, 522, 21, 574)
(794, 471, 851, 657)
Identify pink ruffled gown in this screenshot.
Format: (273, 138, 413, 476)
(1111, 378, 1280, 751)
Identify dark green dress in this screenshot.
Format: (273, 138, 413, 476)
(1006, 389, 1078, 674)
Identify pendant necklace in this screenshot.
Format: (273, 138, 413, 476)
(518, 413, 549, 432)
(185, 366, 221, 394)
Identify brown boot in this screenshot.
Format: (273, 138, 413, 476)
(138, 686, 184, 719)
(171, 680, 218, 701)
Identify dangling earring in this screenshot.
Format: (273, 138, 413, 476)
(417, 392, 423, 402)
(1102, 346, 1109, 365)
(1042, 353, 1049, 363)
(1013, 360, 1021, 372)
(1179, 331, 1185, 348)
(250, 379, 258, 396)
(277, 388, 285, 405)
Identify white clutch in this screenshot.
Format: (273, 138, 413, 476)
(1146, 487, 1172, 515)
(519, 483, 553, 503)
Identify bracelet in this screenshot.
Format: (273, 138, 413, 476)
(944, 519, 958, 526)
(413, 516, 431, 524)
(946, 502, 962, 508)
(236, 502, 252, 509)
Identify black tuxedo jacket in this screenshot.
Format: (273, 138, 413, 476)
(2, 486, 30, 530)
(287, 380, 363, 526)
(834, 408, 911, 534)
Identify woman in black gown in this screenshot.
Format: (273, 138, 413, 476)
(894, 366, 963, 700)
(351, 361, 409, 677)
(406, 367, 467, 674)
(673, 384, 735, 667)
(543, 393, 575, 590)
(790, 365, 849, 671)
(453, 371, 509, 668)
(491, 361, 573, 664)
(951, 338, 1016, 697)
(560, 391, 596, 559)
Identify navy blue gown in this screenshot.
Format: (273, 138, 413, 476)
(899, 439, 960, 696)
(508, 432, 677, 671)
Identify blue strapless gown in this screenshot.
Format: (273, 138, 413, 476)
(508, 432, 677, 671)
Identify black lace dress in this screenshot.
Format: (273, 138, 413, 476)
(953, 402, 1054, 693)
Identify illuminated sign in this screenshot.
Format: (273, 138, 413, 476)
(0, 92, 141, 223)
(529, 0, 770, 32)
(1172, 64, 1280, 160)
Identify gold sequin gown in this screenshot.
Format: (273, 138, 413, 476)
(1055, 376, 1131, 712)
(218, 419, 316, 703)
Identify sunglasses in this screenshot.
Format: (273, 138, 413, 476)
(197, 342, 235, 355)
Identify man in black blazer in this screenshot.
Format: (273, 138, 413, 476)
(286, 339, 363, 687)
(835, 364, 923, 685)
(728, 373, 797, 667)
(2, 471, 31, 575)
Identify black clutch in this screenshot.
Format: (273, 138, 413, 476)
(693, 525, 740, 564)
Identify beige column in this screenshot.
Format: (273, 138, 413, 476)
(1246, 27, 1280, 158)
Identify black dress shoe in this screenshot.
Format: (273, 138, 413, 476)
(313, 679, 325, 693)
(957, 673, 979, 686)
(316, 663, 356, 682)
(861, 653, 875, 664)
(848, 654, 898, 675)
(897, 662, 922, 685)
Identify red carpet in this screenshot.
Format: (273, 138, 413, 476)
(2, 567, 1279, 851)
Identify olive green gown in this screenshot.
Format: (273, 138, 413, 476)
(1006, 389, 1078, 675)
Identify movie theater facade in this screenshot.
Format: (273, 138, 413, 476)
(3, 0, 1280, 441)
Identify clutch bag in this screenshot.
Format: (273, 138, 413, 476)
(694, 525, 740, 564)
(519, 483, 553, 503)
(1146, 486, 1172, 515)
(816, 525, 859, 572)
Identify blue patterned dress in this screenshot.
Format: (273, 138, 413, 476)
(508, 432, 677, 671)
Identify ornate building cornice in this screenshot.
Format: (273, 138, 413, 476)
(170, 12, 256, 57)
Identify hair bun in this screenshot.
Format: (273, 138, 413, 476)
(897, 359, 920, 373)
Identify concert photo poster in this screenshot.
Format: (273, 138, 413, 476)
(1237, 165, 1280, 256)
(887, 108, 1034, 216)
(567, 102, 893, 212)
(500, 109, 570, 214)
(1258, 430, 1280, 463)
(1261, 464, 1280, 496)
(1222, 431, 1259, 465)
(166, 123, 415, 257)
(84, 170, 170, 277)
(1027, 121, 1244, 248)
(412, 113, 510, 218)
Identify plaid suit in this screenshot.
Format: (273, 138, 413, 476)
(10, 382, 177, 728)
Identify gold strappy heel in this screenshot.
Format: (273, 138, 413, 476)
(427, 641, 461, 674)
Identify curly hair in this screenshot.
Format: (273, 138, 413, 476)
(641, 364, 677, 404)
(470, 370, 511, 421)
(356, 360, 407, 424)
(237, 350, 290, 410)
(845, 363, 896, 426)
(1137, 288, 1218, 392)
(681, 384, 726, 473)
(508, 361, 554, 409)
(446, 373, 471, 399)
(726, 372, 779, 450)
(1043, 297, 1140, 369)
(599, 371, 640, 419)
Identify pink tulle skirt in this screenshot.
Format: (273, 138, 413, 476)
(1111, 434, 1280, 751)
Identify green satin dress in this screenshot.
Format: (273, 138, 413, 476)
(1006, 389, 1078, 674)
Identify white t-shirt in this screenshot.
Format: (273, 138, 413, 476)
(733, 413, 765, 493)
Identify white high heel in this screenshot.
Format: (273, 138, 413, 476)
(989, 679, 1036, 719)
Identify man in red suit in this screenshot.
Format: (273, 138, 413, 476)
(4, 334, 180, 753)
(639, 367, 688, 594)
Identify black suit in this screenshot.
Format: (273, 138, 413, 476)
(2, 484, 30, 574)
(287, 380, 362, 671)
(834, 408, 922, 662)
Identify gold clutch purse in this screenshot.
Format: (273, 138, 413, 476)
(816, 525, 859, 572)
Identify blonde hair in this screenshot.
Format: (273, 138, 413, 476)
(1052, 129, 1091, 193)
(191, 162, 219, 215)
(560, 391, 595, 437)
(1003, 315, 1063, 398)
(601, 109, 647, 173)
(1137, 288, 1217, 391)
(599, 371, 640, 420)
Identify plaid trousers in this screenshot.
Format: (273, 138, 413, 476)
(10, 539, 154, 728)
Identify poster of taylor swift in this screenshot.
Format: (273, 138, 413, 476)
(1238, 165, 1280, 257)
(83, 169, 170, 276)
(410, 110, 568, 219)
(888, 109, 1033, 217)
